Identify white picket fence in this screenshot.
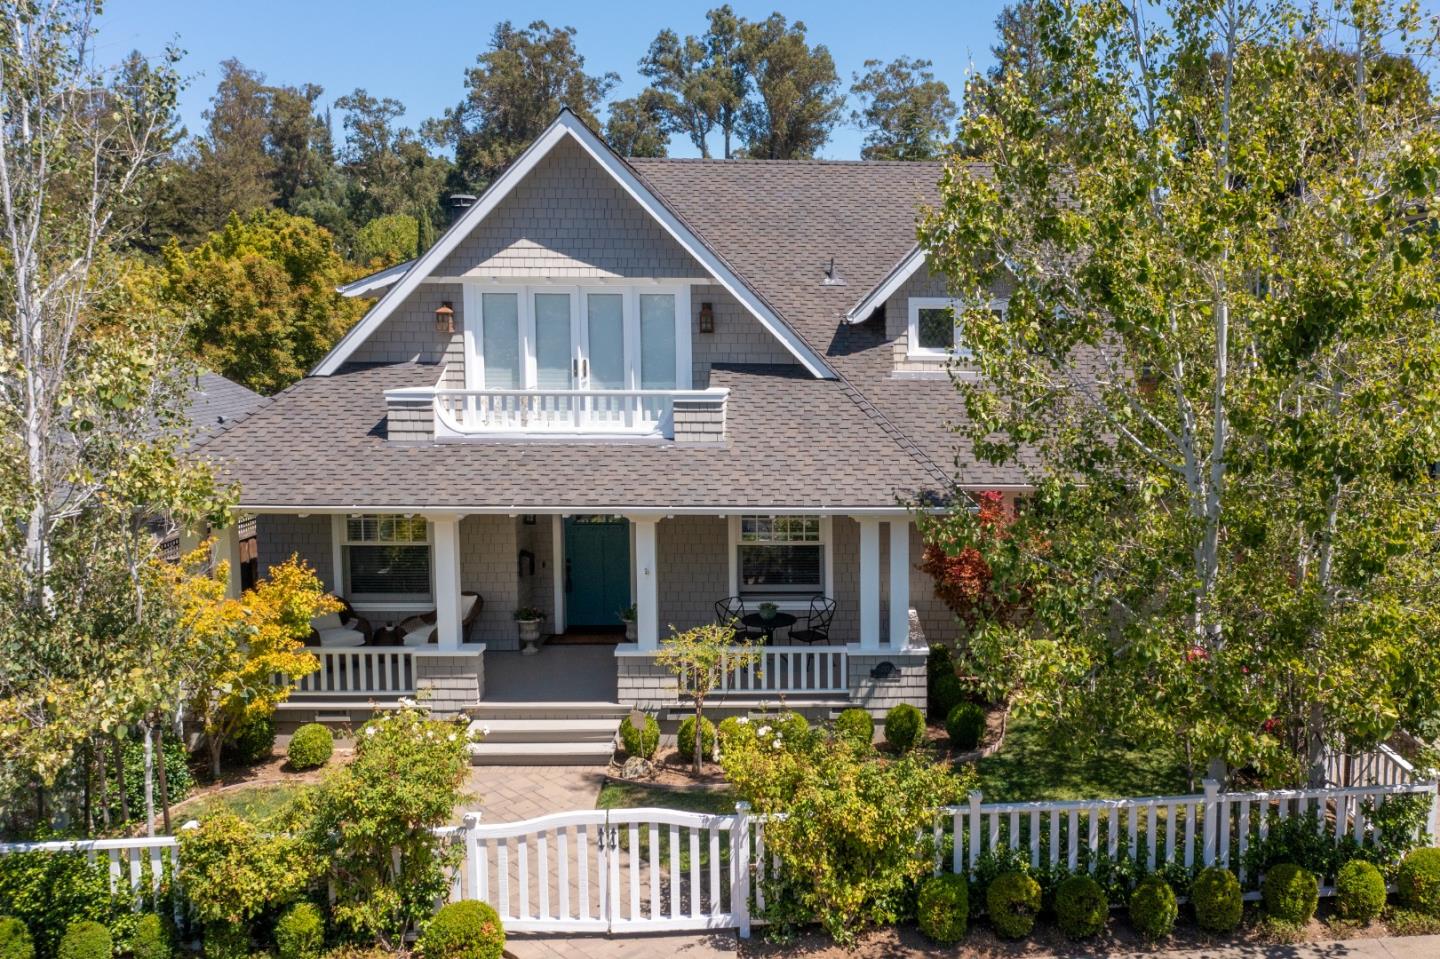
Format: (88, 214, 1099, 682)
(4, 778, 1436, 940)
(1322, 742, 1417, 788)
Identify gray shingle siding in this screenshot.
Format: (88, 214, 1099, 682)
(689, 286, 797, 387)
(657, 516, 729, 633)
(257, 514, 334, 592)
(460, 515, 520, 649)
(350, 283, 465, 368)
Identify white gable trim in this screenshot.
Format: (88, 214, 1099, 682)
(315, 111, 833, 379)
(338, 258, 415, 298)
(845, 245, 927, 324)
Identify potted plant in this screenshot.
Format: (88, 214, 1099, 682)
(514, 606, 545, 655)
(757, 602, 779, 622)
(619, 605, 637, 642)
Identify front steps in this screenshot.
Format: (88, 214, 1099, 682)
(466, 702, 627, 765)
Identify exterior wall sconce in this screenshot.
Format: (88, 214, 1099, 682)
(434, 301, 455, 334)
(698, 302, 715, 334)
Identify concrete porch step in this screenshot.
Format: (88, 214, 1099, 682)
(473, 718, 621, 743)
(466, 701, 629, 721)
(467, 739, 617, 766)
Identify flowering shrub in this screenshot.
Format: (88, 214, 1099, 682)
(721, 727, 969, 943)
(302, 705, 472, 947)
(177, 812, 314, 925)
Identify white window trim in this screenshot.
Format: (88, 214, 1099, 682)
(727, 514, 832, 607)
(333, 513, 434, 606)
(463, 281, 691, 391)
(907, 297, 1006, 360)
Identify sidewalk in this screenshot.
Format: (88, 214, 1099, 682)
(506, 931, 737, 959)
(1107, 935, 1440, 959)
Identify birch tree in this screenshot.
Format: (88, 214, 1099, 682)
(920, 0, 1440, 785)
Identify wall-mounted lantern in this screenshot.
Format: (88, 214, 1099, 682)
(698, 302, 715, 334)
(434, 301, 455, 334)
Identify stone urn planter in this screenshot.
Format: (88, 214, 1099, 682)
(620, 605, 637, 643)
(515, 607, 545, 655)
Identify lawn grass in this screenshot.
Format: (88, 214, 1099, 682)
(595, 780, 737, 816)
(178, 782, 313, 824)
(973, 714, 1190, 802)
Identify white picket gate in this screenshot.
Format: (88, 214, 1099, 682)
(446, 806, 752, 936)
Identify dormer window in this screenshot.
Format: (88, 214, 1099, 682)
(907, 297, 1003, 360)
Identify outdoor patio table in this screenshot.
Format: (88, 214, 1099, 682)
(740, 610, 796, 643)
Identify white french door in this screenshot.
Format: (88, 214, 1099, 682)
(463, 282, 691, 392)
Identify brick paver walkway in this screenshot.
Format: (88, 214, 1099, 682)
(454, 765, 610, 825)
(506, 931, 737, 959)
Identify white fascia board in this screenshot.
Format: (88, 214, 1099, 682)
(337, 258, 416, 298)
(240, 503, 938, 517)
(845, 245, 927, 324)
(314, 110, 834, 379)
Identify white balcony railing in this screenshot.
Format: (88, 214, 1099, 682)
(426, 388, 726, 439)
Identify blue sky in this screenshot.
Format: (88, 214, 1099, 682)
(96, 0, 1018, 160)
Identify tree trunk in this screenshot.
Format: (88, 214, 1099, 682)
(112, 736, 130, 824)
(142, 720, 156, 837)
(96, 737, 111, 831)
(210, 736, 223, 781)
(693, 699, 705, 777)
(155, 725, 172, 833)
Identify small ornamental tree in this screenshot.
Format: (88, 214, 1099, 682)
(919, 491, 1024, 630)
(655, 623, 761, 775)
(164, 547, 334, 776)
(303, 705, 473, 946)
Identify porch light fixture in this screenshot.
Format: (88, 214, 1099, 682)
(698, 302, 715, 334)
(434, 301, 455, 334)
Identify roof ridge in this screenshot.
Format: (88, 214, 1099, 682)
(629, 157, 948, 167)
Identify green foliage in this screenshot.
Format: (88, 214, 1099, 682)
(618, 714, 659, 760)
(1334, 860, 1387, 924)
(120, 737, 194, 817)
(657, 624, 760, 774)
(224, 712, 277, 766)
(201, 922, 246, 959)
(676, 716, 715, 764)
(352, 214, 418, 268)
(946, 703, 986, 751)
(721, 727, 969, 943)
(915, 874, 968, 944)
(0, 919, 34, 959)
(275, 902, 324, 959)
(177, 811, 314, 924)
(833, 709, 875, 747)
(986, 871, 1041, 940)
(129, 914, 170, 959)
(1054, 874, 1107, 939)
(1191, 867, 1244, 932)
(162, 209, 368, 394)
(929, 673, 965, 722)
(1128, 875, 1178, 941)
(716, 716, 751, 754)
(849, 56, 957, 161)
(884, 704, 925, 753)
(0, 853, 129, 959)
(736, 13, 845, 159)
(302, 706, 472, 946)
(56, 922, 109, 959)
(1262, 863, 1318, 924)
(1241, 811, 1349, 883)
(1397, 847, 1440, 916)
(286, 724, 334, 771)
(417, 901, 504, 959)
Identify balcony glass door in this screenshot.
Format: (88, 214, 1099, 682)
(583, 293, 626, 390)
(533, 292, 574, 390)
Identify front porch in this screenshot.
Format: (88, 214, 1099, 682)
(250, 509, 936, 722)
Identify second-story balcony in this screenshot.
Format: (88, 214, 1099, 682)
(385, 386, 729, 442)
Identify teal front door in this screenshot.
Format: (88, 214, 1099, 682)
(564, 517, 631, 628)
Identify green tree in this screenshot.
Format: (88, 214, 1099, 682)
(850, 56, 956, 160)
(655, 623, 761, 775)
(737, 13, 845, 159)
(334, 89, 450, 250)
(177, 60, 278, 235)
(919, 0, 1440, 786)
(637, 7, 749, 159)
(432, 21, 618, 188)
(353, 213, 420, 268)
(605, 90, 671, 158)
(162, 209, 367, 394)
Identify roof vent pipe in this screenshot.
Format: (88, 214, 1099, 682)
(821, 256, 846, 286)
(447, 194, 477, 226)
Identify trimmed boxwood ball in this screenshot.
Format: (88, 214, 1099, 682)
(1129, 875, 1178, 941)
(275, 902, 324, 959)
(1397, 846, 1440, 916)
(1263, 863, 1318, 925)
(676, 716, 715, 763)
(0, 918, 34, 959)
(57, 921, 110, 959)
(930, 671, 966, 721)
(833, 708, 874, 747)
(987, 870, 1041, 940)
(224, 712, 276, 765)
(884, 703, 926, 753)
(419, 900, 505, 959)
(1191, 866, 1244, 932)
(945, 702, 986, 751)
(203, 922, 247, 959)
(916, 873, 968, 944)
(618, 713, 659, 759)
(1055, 874, 1108, 939)
(286, 723, 334, 770)
(772, 712, 810, 745)
(1334, 860, 1387, 924)
(716, 716, 754, 753)
(130, 914, 172, 959)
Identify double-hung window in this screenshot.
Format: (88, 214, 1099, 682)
(736, 515, 826, 597)
(342, 514, 432, 602)
(907, 297, 1003, 360)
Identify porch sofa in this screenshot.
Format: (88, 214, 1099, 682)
(309, 598, 372, 647)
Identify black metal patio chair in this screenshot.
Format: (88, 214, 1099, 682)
(787, 595, 836, 645)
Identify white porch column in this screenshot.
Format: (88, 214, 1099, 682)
(857, 517, 882, 650)
(430, 515, 463, 649)
(214, 523, 245, 599)
(889, 518, 911, 649)
(632, 516, 660, 651)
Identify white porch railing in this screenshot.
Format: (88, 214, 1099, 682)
(285, 647, 417, 696)
(427, 388, 724, 438)
(689, 646, 848, 697)
(1322, 742, 1417, 787)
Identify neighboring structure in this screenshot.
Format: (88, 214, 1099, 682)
(194, 110, 1022, 738)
